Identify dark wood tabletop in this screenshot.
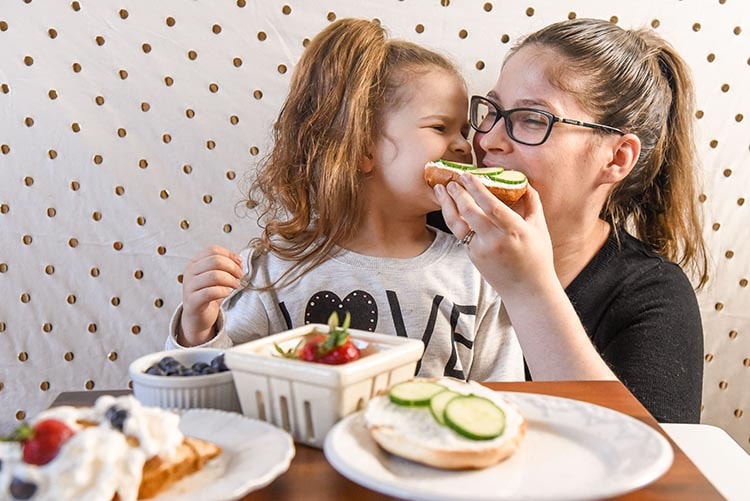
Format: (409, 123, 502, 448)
(52, 381, 723, 500)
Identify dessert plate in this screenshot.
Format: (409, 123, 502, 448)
(324, 392, 673, 501)
(153, 409, 295, 501)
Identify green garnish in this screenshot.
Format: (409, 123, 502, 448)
(318, 311, 352, 356)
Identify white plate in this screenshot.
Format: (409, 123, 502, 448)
(152, 409, 295, 501)
(324, 392, 674, 501)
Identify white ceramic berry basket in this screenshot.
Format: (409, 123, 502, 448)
(225, 324, 424, 448)
(128, 348, 241, 412)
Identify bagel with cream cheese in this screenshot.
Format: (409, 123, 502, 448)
(425, 159, 528, 206)
(364, 378, 526, 470)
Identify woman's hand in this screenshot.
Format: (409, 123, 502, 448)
(178, 245, 244, 346)
(434, 173, 616, 381)
(434, 173, 555, 298)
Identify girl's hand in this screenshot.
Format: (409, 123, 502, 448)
(434, 173, 556, 299)
(178, 246, 244, 346)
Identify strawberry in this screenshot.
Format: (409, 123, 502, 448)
(275, 312, 361, 365)
(14, 419, 75, 466)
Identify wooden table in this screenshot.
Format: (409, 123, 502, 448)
(52, 381, 723, 500)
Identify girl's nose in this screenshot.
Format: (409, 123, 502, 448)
(449, 134, 473, 164)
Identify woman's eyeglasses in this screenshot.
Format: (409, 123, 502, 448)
(469, 95, 624, 146)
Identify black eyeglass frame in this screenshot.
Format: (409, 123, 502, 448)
(470, 95, 625, 146)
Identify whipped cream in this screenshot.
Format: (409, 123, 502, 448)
(0, 395, 184, 501)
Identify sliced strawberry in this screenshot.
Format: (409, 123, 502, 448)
(274, 312, 361, 365)
(309, 312, 360, 364)
(315, 340, 360, 365)
(298, 335, 328, 362)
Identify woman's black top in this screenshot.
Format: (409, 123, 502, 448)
(562, 228, 703, 423)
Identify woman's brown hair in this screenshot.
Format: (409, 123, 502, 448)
(247, 18, 462, 288)
(512, 18, 709, 288)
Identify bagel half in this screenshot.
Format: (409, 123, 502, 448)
(364, 378, 526, 470)
(425, 160, 527, 206)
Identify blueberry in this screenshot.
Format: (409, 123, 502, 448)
(145, 355, 224, 377)
(145, 364, 163, 376)
(209, 354, 228, 372)
(163, 366, 182, 376)
(157, 356, 182, 372)
(105, 405, 128, 432)
(10, 477, 37, 500)
(191, 362, 209, 373)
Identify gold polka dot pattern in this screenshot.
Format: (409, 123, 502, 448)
(0, 0, 747, 453)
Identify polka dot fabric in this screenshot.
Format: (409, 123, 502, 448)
(0, 0, 748, 451)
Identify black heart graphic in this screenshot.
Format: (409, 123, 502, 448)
(305, 290, 378, 332)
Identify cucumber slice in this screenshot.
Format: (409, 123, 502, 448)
(472, 167, 504, 177)
(429, 390, 461, 425)
(389, 381, 447, 406)
(490, 170, 527, 185)
(436, 159, 476, 171)
(444, 395, 506, 440)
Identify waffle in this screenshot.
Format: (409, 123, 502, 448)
(137, 436, 222, 499)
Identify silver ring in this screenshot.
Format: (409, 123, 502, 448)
(457, 229, 476, 246)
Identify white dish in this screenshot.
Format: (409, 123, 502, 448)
(129, 348, 241, 412)
(324, 391, 673, 501)
(152, 408, 295, 501)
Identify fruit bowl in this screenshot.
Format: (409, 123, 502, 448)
(225, 324, 424, 448)
(128, 348, 241, 412)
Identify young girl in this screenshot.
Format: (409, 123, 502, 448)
(166, 18, 523, 382)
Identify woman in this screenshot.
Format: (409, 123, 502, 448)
(435, 18, 709, 423)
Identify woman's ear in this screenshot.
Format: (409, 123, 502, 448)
(602, 133, 640, 183)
